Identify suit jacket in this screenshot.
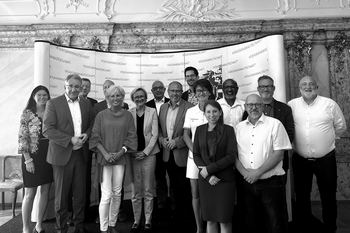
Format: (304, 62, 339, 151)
(93, 100, 129, 117)
(181, 90, 190, 101)
(87, 97, 98, 108)
(193, 124, 237, 182)
(145, 97, 170, 109)
(129, 106, 160, 156)
(43, 94, 93, 166)
(158, 99, 193, 167)
(243, 98, 294, 170)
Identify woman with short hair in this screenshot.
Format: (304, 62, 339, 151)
(90, 85, 137, 233)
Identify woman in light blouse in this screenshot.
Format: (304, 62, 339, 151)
(183, 79, 215, 233)
(18, 85, 53, 233)
(129, 87, 159, 232)
(89, 85, 137, 233)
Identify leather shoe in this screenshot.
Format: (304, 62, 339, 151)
(74, 228, 89, 233)
(67, 216, 74, 227)
(130, 223, 139, 233)
(144, 223, 152, 232)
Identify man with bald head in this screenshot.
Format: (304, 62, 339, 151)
(158, 81, 193, 226)
(235, 94, 292, 233)
(288, 76, 347, 233)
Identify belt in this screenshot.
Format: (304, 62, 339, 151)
(255, 175, 282, 184)
(303, 149, 334, 162)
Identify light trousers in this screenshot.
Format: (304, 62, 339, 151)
(99, 164, 125, 231)
(131, 155, 156, 224)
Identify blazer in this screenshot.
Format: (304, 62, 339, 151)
(43, 94, 93, 166)
(158, 99, 193, 167)
(87, 97, 98, 108)
(243, 98, 294, 170)
(181, 90, 190, 101)
(129, 106, 160, 156)
(193, 124, 237, 182)
(145, 97, 170, 109)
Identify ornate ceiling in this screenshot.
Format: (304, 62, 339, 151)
(0, 0, 349, 25)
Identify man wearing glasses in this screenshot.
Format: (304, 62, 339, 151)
(182, 66, 199, 105)
(288, 76, 347, 233)
(43, 74, 93, 233)
(158, 81, 193, 229)
(217, 78, 245, 127)
(235, 94, 292, 233)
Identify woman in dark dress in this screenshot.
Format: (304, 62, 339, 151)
(193, 100, 237, 233)
(18, 85, 53, 233)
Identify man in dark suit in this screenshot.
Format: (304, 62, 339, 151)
(158, 81, 193, 226)
(93, 80, 128, 117)
(43, 74, 93, 233)
(181, 66, 199, 105)
(145, 80, 171, 218)
(80, 78, 98, 107)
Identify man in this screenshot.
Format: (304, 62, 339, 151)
(235, 94, 292, 233)
(217, 78, 245, 128)
(145, 80, 172, 217)
(181, 66, 199, 105)
(43, 74, 93, 233)
(92, 79, 128, 223)
(93, 80, 129, 117)
(288, 76, 347, 233)
(80, 78, 98, 107)
(158, 81, 193, 227)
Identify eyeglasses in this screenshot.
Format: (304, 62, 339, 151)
(258, 85, 274, 90)
(169, 90, 182, 94)
(65, 85, 81, 90)
(152, 87, 164, 91)
(300, 82, 317, 89)
(246, 103, 263, 109)
(196, 89, 209, 94)
(134, 95, 145, 100)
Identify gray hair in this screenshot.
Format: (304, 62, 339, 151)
(130, 87, 148, 102)
(65, 73, 82, 84)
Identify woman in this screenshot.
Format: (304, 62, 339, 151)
(18, 85, 53, 233)
(183, 79, 214, 233)
(193, 100, 237, 233)
(129, 87, 159, 232)
(89, 85, 137, 233)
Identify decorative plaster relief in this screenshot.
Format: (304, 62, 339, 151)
(156, 0, 239, 22)
(276, 0, 296, 15)
(340, 0, 350, 9)
(65, 0, 89, 12)
(103, 0, 119, 19)
(326, 31, 350, 73)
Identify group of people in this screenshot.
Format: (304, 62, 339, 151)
(18, 66, 347, 233)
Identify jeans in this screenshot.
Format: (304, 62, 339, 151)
(292, 150, 337, 233)
(244, 175, 284, 233)
(99, 165, 125, 231)
(131, 154, 156, 224)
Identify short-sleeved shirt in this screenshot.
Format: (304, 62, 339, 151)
(183, 104, 207, 179)
(217, 98, 245, 127)
(235, 114, 292, 179)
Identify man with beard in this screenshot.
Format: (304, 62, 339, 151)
(235, 94, 292, 233)
(182, 66, 199, 105)
(217, 79, 245, 128)
(288, 76, 347, 233)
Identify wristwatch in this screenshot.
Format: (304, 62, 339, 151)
(122, 146, 128, 153)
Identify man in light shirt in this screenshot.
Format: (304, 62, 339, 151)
(217, 78, 245, 127)
(235, 94, 292, 233)
(146, 80, 169, 115)
(288, 76, 347, 233)
(43, 74, 93, 233)
(181, 66, 199, 105)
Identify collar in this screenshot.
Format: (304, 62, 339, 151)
(245, 113, 266, 126)
(154, 97, 165, 103)
(65, 93, 80, 103)
(301, 95, 319, 106)
(168, 99, 181, 109)
(264, 99, 274, 108)
(222, 97, 245, 107)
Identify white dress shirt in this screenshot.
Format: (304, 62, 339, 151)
(217, 97, 245, 127)
(288, 95, 347, 158)
(65, 94, 82, 150)
(154, 98, 165, 116)
(166, 100, 180, 140)
(235, 114, 292, 179)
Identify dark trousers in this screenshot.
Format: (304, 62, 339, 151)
(155, 151, 168, 209)
(292, 150, 337, 233)
(164, 152, 191, 220)
(52, 149, 87, 233)
(244, 175, 284, 233)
